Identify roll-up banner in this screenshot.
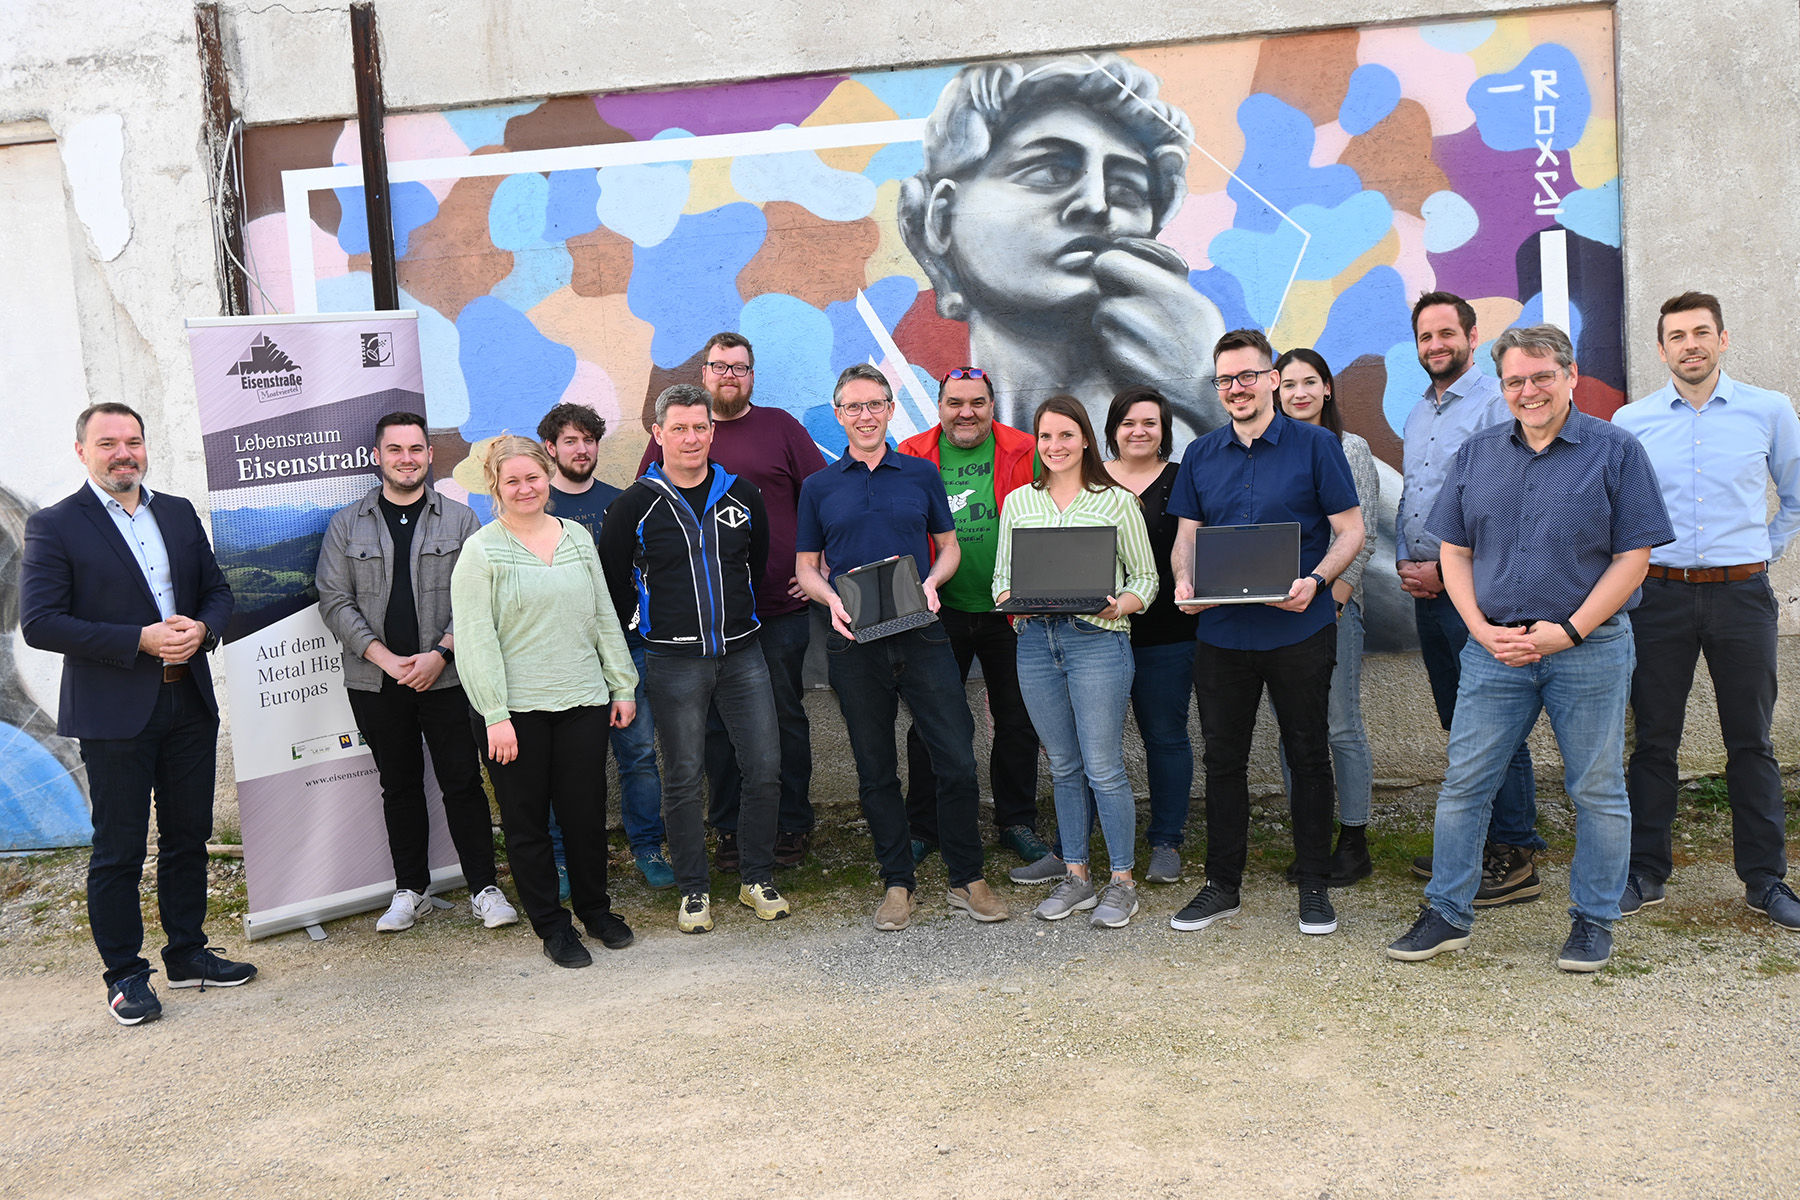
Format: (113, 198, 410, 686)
(185, 311, 466, 939)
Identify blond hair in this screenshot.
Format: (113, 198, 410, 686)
(481, 435, 554, 514)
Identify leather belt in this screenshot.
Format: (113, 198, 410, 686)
(1645, 562, 1766, 584)
(162, 663, 190, 683)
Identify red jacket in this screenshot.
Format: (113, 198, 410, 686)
(897, 420, 1037, 507)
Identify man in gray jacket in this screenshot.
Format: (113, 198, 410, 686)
(316, 412, 515, 933)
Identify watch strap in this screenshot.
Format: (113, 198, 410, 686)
(1558, 620, 1583, 646)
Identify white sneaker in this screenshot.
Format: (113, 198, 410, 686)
(471, 886, 519, 929)
(376, 889, 432, 932)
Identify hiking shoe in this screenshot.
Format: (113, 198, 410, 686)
(678, 892, 714, 934)
(1090, 882, 1140, 928)
(471, 886, 519, 928)
(1034, 877, 1098, 921)
(584, 911, 635, 950)
(635, 851, 676, 891)
(1298, 886, 1338, 936)
(1474, 844, 1541, 907)
(1619, 873, 1665, 916)
(1410, 855, 1434, 880)
(713, 832, 740, 873)
(542, 925, 592, 968)
(557, 863, 571, 903)
(1556, 918, 1613, 972)
(911, 838, 937, 866)
(998, 825, 1052, 864)
(1749, 880, 1800, 932)
(1145, 845, 1182, 884)
(1009, 852, 1069, 885)
(1327, 825, 1373, 886)
(106, 970, 162, 1026)
(376, 888, 432, 932)
(1170, 883, 1240, 932)
(1386, 906, 1470, 961)
(773, 830, 809, 868)
(165, 946, 257, 990)
(740, 882, 792, 921)
(947, 879, 1010, 922)
(875, 886, 917, 931)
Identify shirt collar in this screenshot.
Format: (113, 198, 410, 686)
(87, 478, 154, 511)
(1228, 407, 1287, 450)
(1510, 401, 1589, 449)
(835, 446, 899, 472)
(1424, 365, 1486, 408)
(1657, 369, 1736, 410)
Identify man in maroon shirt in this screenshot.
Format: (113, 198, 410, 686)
(638, 333, 827, 866)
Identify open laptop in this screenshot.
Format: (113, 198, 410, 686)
(1178, 522, 1301, 606)
(833, 555, 937, 642)
(997, 526, 1117, 615)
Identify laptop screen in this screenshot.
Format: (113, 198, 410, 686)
(835, 556, 930, 629)
(1191, 523, 1300, 600)
(1009, 526, 1117, 597)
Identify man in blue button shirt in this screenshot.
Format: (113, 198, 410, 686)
(1387, 324, 1673, 973)
(1612, 292, 1800, 931)
(795, 363, 1009, 931)
(1398, 292, 1545, 903)
(1166, 329, 1365, 939)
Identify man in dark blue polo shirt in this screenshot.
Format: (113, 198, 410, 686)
(1387, 324, 1673, 973)
(795, 363, 1009, 932)
(1166, 329, 1365, 938)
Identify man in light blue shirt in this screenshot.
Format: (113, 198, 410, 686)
(1396, 292, 1543, 903)
(1611, 291, 1800, 931)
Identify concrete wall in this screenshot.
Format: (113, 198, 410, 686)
(3, 0, 1796, 831)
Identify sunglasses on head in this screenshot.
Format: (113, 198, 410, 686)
(942, 367, 987, 382)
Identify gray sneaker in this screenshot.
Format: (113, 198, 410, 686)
(1033, 876, 1097, 921)
(1090, 882, 1140, 928)
(1010, 852, 1069, 885)
(1145, 845, 1181, 884)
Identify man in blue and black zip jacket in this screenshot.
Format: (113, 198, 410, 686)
(599, 383, 787, 935)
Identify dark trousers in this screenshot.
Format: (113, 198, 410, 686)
(1415, 593, 1545, 850)
(78, 675, 217, 987)
(647, 645, 781, 894)
(708, 609, 815, 833)
(1628, 574, 1787, 890)
(827, 621, 984, 891)
(474, 707, 612, 939)
(348, 683, 497, 896)
(1193, 624, 1337, 890)
(904, 607, 1042, 843)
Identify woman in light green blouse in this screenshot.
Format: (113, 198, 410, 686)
(451, 436, 639, 969)
(994, 395, 1158, 929)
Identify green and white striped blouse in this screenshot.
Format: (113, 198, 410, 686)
(991, 481, 1159, 632)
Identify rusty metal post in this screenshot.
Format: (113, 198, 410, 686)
(350, 1, 399, 311)
(195, 2, 249, 315)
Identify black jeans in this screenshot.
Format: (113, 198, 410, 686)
(1628, 574, 1787, 890)
(707, 608, 815, 834)
(904, 607, 1042, 842)
(827, 621, 985, 891)
(647, 645, 781, 894)
(1193, 624, 1337, 890)
(348, 682, 497, 895)
(78, 674, 217, 987)
(474, 706, 613, 939)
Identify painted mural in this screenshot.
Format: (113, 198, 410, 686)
(239, 9, 1622, 651)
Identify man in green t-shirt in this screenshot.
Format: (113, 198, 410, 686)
(897, 369, 1046, 864)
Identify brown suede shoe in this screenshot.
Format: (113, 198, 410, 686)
(874, 886, 917, 931)
(947, 879, 1011, 923)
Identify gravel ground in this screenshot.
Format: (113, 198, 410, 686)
(3, 785, 1797, 1199)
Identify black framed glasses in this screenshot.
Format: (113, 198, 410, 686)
(705, 360, 753, 378)
(1208, 368, 1277, 392)
(835, 399, 892, 416)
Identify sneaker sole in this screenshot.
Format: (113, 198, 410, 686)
(108, 1001, 161, 1025)
(678, 920, 715, 934)
(167, 974, 254, 989)
(637, 872, 678, 891)
(1746, 903, 1800, 932)
(1034, 896, 1099, 921)
(874, 912, 915, 931)
(1386, 933, 1470, 961)
(741, 902, 792, 921)
(1170, 903, 1240, 932)
(1298, 916, 1339, 935)
(1090, 902, 1139, 928)
(479, 911, 520, 929)
(1473, 882, 1543, 908)
(946, 894, 1010, 923)
(1008, 869, 1068, 885)
(375, 915, 420, 932)
(1556, 953, 1610, 972)
(1619, 895, 1663, 916)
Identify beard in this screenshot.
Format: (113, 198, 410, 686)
(98, 458, 146, 494)
(380, 464, 427, 496)
(1424, 346, 1471, 384)
(944, 421, 990, 449)
(554, 456, 596, 484)
(708, 378, 752, 420)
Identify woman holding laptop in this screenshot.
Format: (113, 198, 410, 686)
(994, 395, 1158, 928)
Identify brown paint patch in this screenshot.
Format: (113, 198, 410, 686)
(243, 121, 344, 223)
(642, 347, 705, 432)
(503, 97, 633, 153)
(1248, 30, 1361, 126)
(1338, 100, 1449, 219)
(428, 428, 473, 481)
(1576, 375, 1626, 422)
(348, 252, 372, 276)
(397, 146, 514, 322)
(736, 202, 880, 309)
(567, 226, 634, 297)
(1336, 354, 1404, 471)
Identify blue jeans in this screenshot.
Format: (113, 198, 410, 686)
(708, 609, 815, 833)
(1280, 598, 1373, 826)
(1415, 593, 1544, 850)
(1425, 616, 1635, 931)
(1016, 617, 1137, 875)
(548, 633, 663, 865)
(1130, 639, 1194, 848)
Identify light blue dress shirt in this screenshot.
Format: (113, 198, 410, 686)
(88, 478, 177, 620)
(1397, 366, 1512, 561)
(1612, 370, 1800, 566)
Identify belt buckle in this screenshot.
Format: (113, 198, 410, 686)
(1682, 566, 1700, 583)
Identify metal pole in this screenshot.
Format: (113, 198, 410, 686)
(195, 1, 249, 315)
(350, 2, 399, 311)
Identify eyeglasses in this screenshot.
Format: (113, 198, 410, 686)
(942, 367, 987, 382)
(705, 361, 753, 378)
(1500, 369, 1565, 395)
(1208, 368, 1276, 392)
(836, 400, 892, 416)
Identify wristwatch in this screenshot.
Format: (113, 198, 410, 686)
(431, 644, 454, 662)
(1307, 572, 1327, 591)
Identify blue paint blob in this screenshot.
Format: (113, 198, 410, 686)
(1339, 65, 1402, 137)
(1382, 340, 1432, 437)
(1421, 190, 1481, 253)
(399, 285, 470, 428)
(544, 169, 602, 242)
(1314, 266, 1415, 372)
(1419, 19, 1497, 53)
(1188, 267, 1257, 336)
(627, 204, 767, 368)
(492, 244, 574, 312)
(733, 128, 879, 222)
(740, 292, 836, 423)
(1208, 192, 1392, 327)
(334, 181, 439, 258)
(826, 275, 919, 373)
(597, 161, 692, 248)
(803, 404, 847, 459)
(851, 66, 963, 119)
(1229, 94, 1361, 235)
(455, 295, 577, 441)
(317, 271, 374, 313)
(1468, 44, 1591, 153)
(489, 173, 550, 251)
(862, 141, 925, 186)
(443, 102, 540, 151)
(0, 723, 90, 851)
(1558, 179, 1621, 249)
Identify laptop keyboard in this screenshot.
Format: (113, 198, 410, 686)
(853, 610, 937, 642)
(1008, 596, 1110, 611)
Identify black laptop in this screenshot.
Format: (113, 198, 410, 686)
(1178, 522, 1301, 606)
(997, 526, 1118, 615)
(833, 555, 937, 642)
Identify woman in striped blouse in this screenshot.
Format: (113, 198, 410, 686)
(993, 395, 1158, 929)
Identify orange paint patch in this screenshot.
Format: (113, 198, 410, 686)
(398, 149, 514, 323)
(737, 201, 881, 310)
(567, 226, 634, 297)
(1338, 100, 1449, 219)
(1249, 30, 1362, 126)
(801, 80, 899, 173)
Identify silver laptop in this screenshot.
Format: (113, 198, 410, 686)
(1179, 523, 1301, 606)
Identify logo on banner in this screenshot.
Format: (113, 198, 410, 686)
(227, 334, 303, 401)
(361, 332, 393, 367)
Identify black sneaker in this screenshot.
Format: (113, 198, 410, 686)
(1620, 873, 1665, 916)
(106, 969, 162, 1026)
(910, 837, 937, 866)
(1748, 880, 1800, 932)
(713, 831, 740, 873)
(1170, 883, 1241, 932)
(998, 825, 1052, 865)
(1326, 825, 1372, 886)
(1410, 854, 1434, 880)
(584, 911, 635, 950)
(1297, 886, 1338, 935)
(1386, 905, 1470, 961)
(773, 830, 809, 868)
(164, 946, 258, 990)
(542, 925, 593, 968)
(1556, 918, 1613, 972)
(1473, 844, 1541, 907)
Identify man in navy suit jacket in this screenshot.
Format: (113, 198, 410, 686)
(21, 402, 256, 1025)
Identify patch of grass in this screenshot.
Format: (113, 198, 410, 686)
(1609, 955, 1654, 978)
(1684, 775, 1731, 812)
(1754, 953, 1798, 978)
